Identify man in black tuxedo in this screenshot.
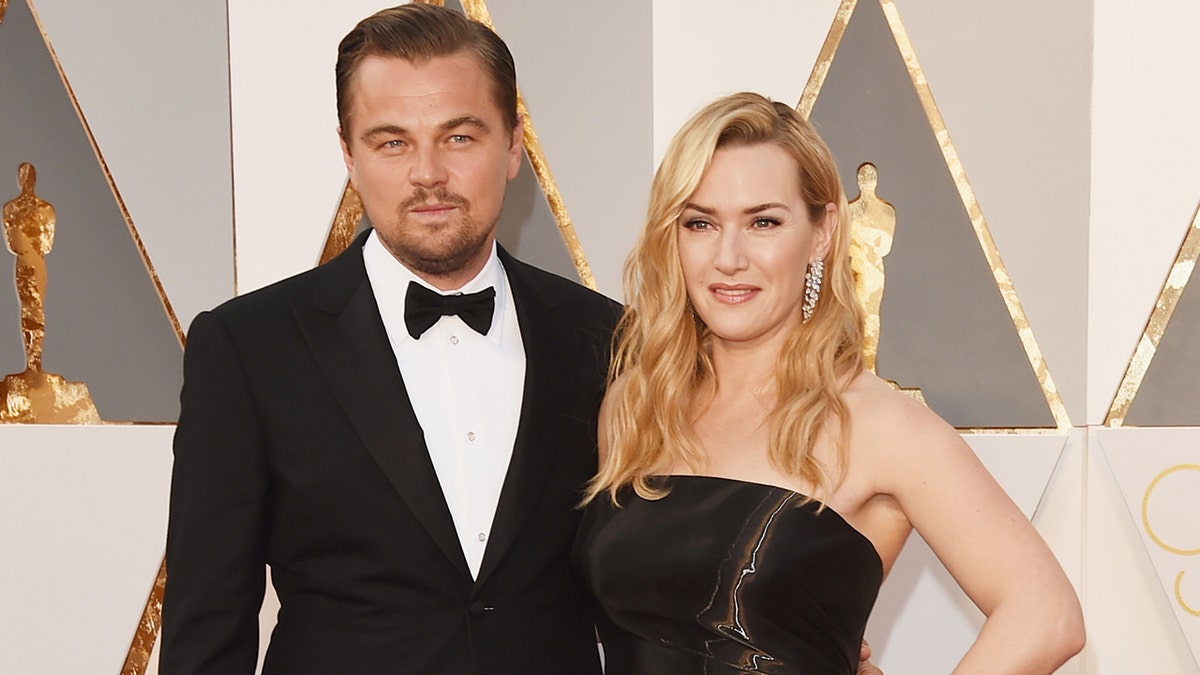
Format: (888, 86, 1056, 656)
(161, 5, 616, 673)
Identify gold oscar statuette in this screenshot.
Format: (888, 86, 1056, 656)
(1, 163, 100, 423)
(847, 162, 923, 403)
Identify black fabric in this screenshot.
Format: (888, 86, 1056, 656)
(162, 229, 621, 674)
(576, 475, 883, 674)
(404, 280, 496, 338)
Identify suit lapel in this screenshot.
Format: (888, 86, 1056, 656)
(292, 233, 470, 577)
(475, 250, 574, 586)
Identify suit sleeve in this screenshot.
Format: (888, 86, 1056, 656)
(161, 310, 267, 674)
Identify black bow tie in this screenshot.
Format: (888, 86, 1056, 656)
(404, 281, 496, 339)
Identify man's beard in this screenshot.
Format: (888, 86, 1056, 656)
(377, 187, 492, 278)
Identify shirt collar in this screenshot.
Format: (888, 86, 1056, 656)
(363, 230, 508, 344)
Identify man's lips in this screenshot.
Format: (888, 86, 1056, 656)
(708, 284, 760, 304)
(410, 203, 457, 215)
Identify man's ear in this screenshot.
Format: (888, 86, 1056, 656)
(339, 127, 357, 186)
(506, 115, 525, 181)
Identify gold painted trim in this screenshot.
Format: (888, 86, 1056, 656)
(120, 558, 165, 675)
(957, 427, 1067, 436)
(25, 0, 184, 348)
(319, 179, 365, 265)
(1175, 571, 1200, 617)
(1141, 463, 1200, 556)
(799, 0, 1070, 431)
(1105, 201, 1200, 427)
(797, 0, 855, 119)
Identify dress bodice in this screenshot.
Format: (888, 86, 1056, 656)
(575, 475, 883, 674)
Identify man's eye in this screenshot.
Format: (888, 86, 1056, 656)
(381, 139, 404, 149)
(449, 134, 471, 143)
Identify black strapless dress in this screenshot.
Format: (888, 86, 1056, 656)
(574, 475, 883, 674)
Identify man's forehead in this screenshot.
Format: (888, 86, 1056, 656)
(344, 52, 506, 135)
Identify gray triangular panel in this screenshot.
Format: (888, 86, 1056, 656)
(809, 0, 1054, 427)
(0, 0, 182, 421)
(1125, 254, 1200, 425)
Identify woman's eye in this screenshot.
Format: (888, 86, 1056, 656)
(752, 217, 780, 229)
(684, 219, 711, 230)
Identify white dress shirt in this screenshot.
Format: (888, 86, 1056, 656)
(363, 231, 525, 578)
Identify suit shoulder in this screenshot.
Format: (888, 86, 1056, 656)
(196, 261, 341, 332)
(504, 256, 621, 316)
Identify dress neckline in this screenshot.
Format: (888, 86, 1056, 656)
(648, 474, 885, 569)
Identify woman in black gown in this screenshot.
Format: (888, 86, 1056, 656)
(575, 93, 1084, 674)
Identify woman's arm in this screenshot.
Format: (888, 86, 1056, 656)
(871, 394, 1084, 673)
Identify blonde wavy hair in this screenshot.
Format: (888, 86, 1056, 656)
(584, 92, 865, 505)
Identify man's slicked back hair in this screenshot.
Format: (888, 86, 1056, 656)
(335, 3, 519, 140)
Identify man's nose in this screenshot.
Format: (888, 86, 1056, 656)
(410, 146, 449, 187)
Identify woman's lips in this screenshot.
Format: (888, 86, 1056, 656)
(709, 284, 759, 304)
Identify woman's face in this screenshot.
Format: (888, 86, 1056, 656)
(677, 142, 834, 352)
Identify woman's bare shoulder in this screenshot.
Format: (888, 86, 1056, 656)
(842, 370, 964, 462)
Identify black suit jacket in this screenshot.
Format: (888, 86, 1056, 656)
(162, 231, 619, 674)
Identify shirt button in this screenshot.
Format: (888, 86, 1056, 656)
(467, 431, 476, 442)
(477, 532, 487, 542)
(450, 335, 459, 345)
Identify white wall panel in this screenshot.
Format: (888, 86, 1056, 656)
(651, 0, 835, 165)
(1090, 0, 1200, 423)
(0, 426, 173, 674)
(228, 0, 389, 295)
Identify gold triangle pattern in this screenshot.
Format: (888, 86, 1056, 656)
(799, 0, 1070, 432)
(1106, 200, 1200, 427)
(320, 0, 597, 290)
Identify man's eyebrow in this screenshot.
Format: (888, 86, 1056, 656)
(360, 124, 406, 142)
(441, 115, 489, 132)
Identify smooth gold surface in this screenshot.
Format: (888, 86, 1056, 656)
(24, 0, 184, 348)
(1106, 202, 1200, 427)
(847, 162, 894, 373)
(320, 180, 364, 265)
(120, 558, 165, 675)
(1, 163, 100, 424)
(799, 0, 1070, 431)
(0, 0, 8, 26)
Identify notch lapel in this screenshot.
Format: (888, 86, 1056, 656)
(292, 236, 470, 577)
